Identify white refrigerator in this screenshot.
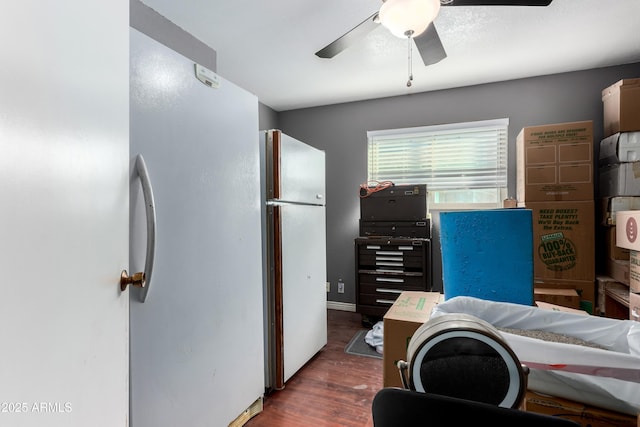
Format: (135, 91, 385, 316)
(129, 29, 264, 426)
(262, 129, 328, 391)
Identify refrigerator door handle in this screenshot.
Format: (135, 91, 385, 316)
(134, 153, 157, 303)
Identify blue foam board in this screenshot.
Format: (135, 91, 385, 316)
(439, 209, 534, 305)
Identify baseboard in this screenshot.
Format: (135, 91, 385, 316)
(326, 301, 356, 312)
(228, 396, 263, 427)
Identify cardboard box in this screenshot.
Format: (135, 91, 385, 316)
(525, 200, 595, 283)
(630, 291, 640, 321)
(534, 300, 588, 315)
(599, 162, 640, 198)
(606, 258, 631, 286)
(382, 291, 443, 388)
(600, 196, 640, 226)
(534, 287, 580, 309)
(516, 121, 593, 202)
(533, 279, 595, 313)
(604, 225, 630, 260)
(439, 209, 534, 305)
(602, 78, 640, 138)
(629, 250, 640, 293)
(615, 210, 640, 251)
(599, 131, 640, 165)
(525, 391, 640, 427)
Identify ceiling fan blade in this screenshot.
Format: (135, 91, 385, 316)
(441, 0, 552, 5)
(414, 23, 447, 66)
(315, 12, 379, 59)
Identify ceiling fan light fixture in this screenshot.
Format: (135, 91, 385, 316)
(379, 0, 441, 39)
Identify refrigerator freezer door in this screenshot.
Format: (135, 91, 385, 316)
(130, 29, 264, 427)
(275, 203, 328, 383)
(267, 130, 326, 205)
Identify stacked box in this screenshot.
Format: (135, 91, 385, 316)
(599, 199, 633, 315)
(598, 131, 640, 197)
(599, 162, 640, 197)
(599, 131, 640, 164)
(532, 278, 595, 312)
(534, 288, 580, 309)
(525, 391, 640, 427)
(601, 78, 640, 138)
(516, 121, 593, 202)
(382, 291, 443, 388)
(614, 211, 640, 254)
(613, 210, 640, 320)
(604, 226, 630, 260)
(605, 259, 630, 285)
(517, 121, 595, 312)
(525, 201, 595, 281)
(599, 199, 634, 289)
(524, 200, 595, 311)
(534, 301, 589, 315)
(599, 196, 640, 226)
(627, 248, 640, 321)
(598, 80, 640, 319)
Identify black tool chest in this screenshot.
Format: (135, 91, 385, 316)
(355, 183, 432, 319)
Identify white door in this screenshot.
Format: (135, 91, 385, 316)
(0, 2, 130, 427)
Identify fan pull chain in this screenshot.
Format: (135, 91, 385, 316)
(405, 30, 414, 87)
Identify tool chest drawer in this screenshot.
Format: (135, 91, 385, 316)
(359, 219, 431, 239)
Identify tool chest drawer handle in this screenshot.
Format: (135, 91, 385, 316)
(376, 299, 396, 305)
(376, 288, 404, 294)
(376, 256, 402, 261)
(376, 251, 403, 256)
(376, 262, 403, 268)
(376, 277, 404, 283)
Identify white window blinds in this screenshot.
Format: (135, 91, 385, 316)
(367, 118, 509, 208)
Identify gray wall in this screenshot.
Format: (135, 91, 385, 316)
(274, 62, 640, 305)
(130, 0, 216, 72)
(259, 102, 279, 131)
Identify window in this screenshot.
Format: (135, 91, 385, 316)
(367, 118, 509, 209)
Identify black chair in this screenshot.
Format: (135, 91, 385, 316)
(371, 388, 581, 427)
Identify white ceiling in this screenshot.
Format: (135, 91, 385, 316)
(140, 0, 640, 112)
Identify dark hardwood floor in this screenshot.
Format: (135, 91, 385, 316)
(246, 309, 383, 427)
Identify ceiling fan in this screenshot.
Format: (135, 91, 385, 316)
(315, 0, 554, 68)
